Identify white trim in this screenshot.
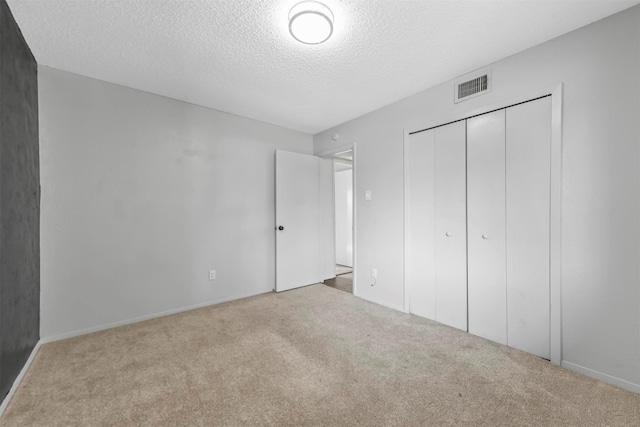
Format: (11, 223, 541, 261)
(318, 142, 357, 297)
(402, 130, 411, 313)
(562, 361, 640, 394)
(0, 340, 42, 418)
(549, 84, 563, 366)
(352, 143, 357, 297)
(330, 158, 337, 276)
(316, 143, 354, 159)
(357, 292, 405, 313)
(404, 83, 563, 365)
(40, 290, 269, 344)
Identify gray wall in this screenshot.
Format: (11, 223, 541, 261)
(39, 67, 313, 340)
(315, 6, 640, 391)
(0, 0, 39, 400)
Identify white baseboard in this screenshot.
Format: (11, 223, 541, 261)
(0, 341, 41, 418)
(562, 361, 640, 394)
(353, 292, 405, 313)
(41, 290, 270, 344)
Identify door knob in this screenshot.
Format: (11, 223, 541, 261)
(445, 232, 452, 237)
(278, 226, 284, 231)
(482, 234, 488, 239)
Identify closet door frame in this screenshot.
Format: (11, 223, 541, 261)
(403, 83, 563, 365)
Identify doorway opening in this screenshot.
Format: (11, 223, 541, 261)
(323, 148, 354, 294)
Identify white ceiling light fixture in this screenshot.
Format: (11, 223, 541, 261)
(288, 1, 334, 45)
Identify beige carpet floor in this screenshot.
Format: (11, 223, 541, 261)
(2, 284, 640, 426)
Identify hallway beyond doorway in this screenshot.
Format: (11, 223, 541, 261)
(335, 264, 352, 276)
(324, 264, 353, 294)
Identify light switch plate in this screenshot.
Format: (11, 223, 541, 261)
(365, 190, 372, 201)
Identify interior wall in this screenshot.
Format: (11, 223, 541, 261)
(39, 67, 313, 340)
(335, 168, 352, 267)
(0, 0, 39, 400)
(314, 6, 640, 390)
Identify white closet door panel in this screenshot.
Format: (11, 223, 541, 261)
(406, 130, 436, 319)
(467, 110, 507, 345)
(506, 97, 551, 359)
(434, 121, 467, 331)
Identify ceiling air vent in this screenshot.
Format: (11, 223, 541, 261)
(454, 69, 491, 103)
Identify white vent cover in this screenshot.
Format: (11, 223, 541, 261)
(454, 69, 492, 103)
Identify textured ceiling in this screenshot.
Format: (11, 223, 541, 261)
(6, 0, 640, 134)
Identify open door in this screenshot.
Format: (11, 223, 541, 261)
(275, 150, 334, 292)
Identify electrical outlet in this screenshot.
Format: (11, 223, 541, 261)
(209, 270, 216, 280)
(371, 268, 377, 279)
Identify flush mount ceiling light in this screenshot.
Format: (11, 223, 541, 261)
(288, 1, 334, 45)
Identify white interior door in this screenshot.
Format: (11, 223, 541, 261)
(506, 97, 551, 359)
(467, 110, 507, 345)
(434, 121, 467, 331)
(275, 150, 322, 292)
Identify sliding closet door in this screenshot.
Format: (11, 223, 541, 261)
(405, 130, 436, 319)
(506, 97, 551, 359)
(434, 121, 467, 331)
(467, 110, 507, 345)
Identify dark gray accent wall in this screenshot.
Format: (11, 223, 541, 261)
(0, 0, 39, 401)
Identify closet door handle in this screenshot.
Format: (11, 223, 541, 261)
(481, 234, 489, 240)
(445, 232, 452, 237)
